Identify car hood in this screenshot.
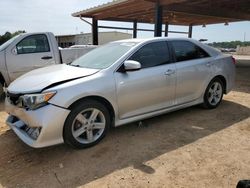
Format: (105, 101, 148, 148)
(7, 64, 99, 94)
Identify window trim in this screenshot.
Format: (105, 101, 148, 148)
(16, 34, 51, 55)
(170, 40, 210, 63)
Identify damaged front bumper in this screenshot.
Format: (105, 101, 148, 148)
(5, 98, 70, 148)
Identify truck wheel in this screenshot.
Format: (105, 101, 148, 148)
(63, 100, 110, 149)
(0, 83, 4, 99)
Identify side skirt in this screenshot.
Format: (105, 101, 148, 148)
(114, 98, 203, 127)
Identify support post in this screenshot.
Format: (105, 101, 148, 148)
(133, 21, 138, 38)
(92, 18, 98, 45)
(165, 23, 169, 37)
(188, 24, 193, 38)
(154, 1, 163, 37)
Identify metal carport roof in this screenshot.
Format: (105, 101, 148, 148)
(72, 0, 250, 25)
(72, 0, 250, 44)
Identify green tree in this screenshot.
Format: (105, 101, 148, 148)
(208, 41, 250, 48)
(0, 30, 26, 45)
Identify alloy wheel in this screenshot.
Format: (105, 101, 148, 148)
(71, 108, 106, 144)
(207, 81, 223, 106)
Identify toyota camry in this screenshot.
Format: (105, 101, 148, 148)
(5, 38, 235, 149)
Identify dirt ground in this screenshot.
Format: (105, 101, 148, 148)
(0, 60, 249, 188)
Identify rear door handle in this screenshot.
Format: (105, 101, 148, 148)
(165, 69, 175, 76)
(41, 56, 53, 60)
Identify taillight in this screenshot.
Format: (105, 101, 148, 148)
(232, 56, 236, 65)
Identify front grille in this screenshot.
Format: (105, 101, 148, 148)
(21, 125, 41, 140)
(6, 92, 22, 105)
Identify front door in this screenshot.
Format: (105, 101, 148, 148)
(115, 41, 176, 119)
(6, 34, 56, 82)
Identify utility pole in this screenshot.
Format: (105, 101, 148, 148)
(244, 32, 246, 42)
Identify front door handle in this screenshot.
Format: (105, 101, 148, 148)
(41, 56, 53, 60)
(165, 69, 175, 76)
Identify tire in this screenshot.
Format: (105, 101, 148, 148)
(0, 83, 5, 100)
(63, 100, 111, 149)
(203, 78, 224, 109)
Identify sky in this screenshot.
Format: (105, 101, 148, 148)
(0, 0, 250, 43)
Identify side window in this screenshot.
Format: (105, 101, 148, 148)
(16, 34, 50, 54)
(129, 41, 170, 69)
(171, 41, 210, 62)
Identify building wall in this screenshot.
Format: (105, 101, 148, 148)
(56, 36, 76, 48)
(56, 31, 132, 47)
(98, 32, 132, 45)
(75, 33, 92, 45)
(236, 46, 250, 55)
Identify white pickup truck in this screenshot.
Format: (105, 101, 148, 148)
(0, 32, 96, 94)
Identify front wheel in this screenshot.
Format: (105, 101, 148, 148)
(63, 100, 110, 149)
(203, 78, 224, 109)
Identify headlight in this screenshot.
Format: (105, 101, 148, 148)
(21, 91, 56, 110)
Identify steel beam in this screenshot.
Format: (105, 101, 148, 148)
(98, 25, 188, 34)
(92, 18, 98, 45)
(154, 1, 163, 37)
(165, 23, 169, 37)
(188, 24, 193, 38)
(133, 21, 138, 38)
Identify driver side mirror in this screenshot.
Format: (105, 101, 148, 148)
(124, 60, 141, 71)
(11, 47, 17, 55)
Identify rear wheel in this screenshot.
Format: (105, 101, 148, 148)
(63, 100, 110, 149)
(203, 78, 224, 109)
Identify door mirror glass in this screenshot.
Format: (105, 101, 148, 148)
(124, 60, 141, 71)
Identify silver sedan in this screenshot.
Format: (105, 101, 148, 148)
(5, 38, 235, 149)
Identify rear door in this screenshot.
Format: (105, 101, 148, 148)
(6, 34, 56, 81)
(115, 41, 176, 119)
(170, 40, 213, 105)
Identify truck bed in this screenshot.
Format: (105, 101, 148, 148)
(60, 46, 97, 64)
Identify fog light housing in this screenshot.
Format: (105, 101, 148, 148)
(22, 126, 41, 140)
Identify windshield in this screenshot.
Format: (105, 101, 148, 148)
(71, 42, 138, 69)
(0, 35, 20, 51)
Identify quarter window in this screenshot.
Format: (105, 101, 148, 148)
(171, 41, 210, 62)
(16, 34, 50, 54)
(129, 41, 171, 69)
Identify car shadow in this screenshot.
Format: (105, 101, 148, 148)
(0, 99, 249, 188)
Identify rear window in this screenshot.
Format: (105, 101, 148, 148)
(171, 41, 210, 62)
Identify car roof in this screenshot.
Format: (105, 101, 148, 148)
(113, 37, 221, 57)
(114, 37, 197, 44)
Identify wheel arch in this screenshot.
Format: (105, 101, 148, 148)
(68, 95, 116, 126)
(212, 75, 227, 94)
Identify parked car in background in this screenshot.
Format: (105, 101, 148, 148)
(220, 48, 236, 53)
(5, 37, 235, 149)
(0, 32, 96, 95)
